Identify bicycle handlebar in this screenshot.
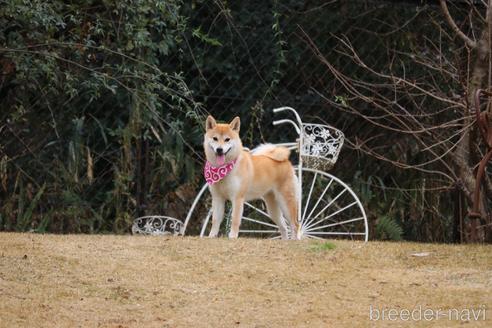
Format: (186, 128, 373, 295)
(272, 119, 301, 134)
(272, 107, 303, 135)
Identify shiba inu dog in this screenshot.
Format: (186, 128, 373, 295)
(203, 115, 301, 240)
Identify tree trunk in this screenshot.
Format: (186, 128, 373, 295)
(454, 11, 491, 241)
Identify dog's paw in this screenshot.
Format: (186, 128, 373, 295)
(228, 231, 239, 239)
(292, 230, 302, 240)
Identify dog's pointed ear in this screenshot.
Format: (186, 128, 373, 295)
(229, 116, 240, 133)
(206, 115, 217, 131)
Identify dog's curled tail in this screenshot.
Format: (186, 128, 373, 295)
(251, 143, 291, 162)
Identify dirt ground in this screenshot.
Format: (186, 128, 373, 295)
(0, 233, 491, 328)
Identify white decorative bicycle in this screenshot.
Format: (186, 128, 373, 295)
(132, 107, 368, 241)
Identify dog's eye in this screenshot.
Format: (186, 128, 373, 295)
(213, 137, 218, 141)
(224, 138, 230, 142)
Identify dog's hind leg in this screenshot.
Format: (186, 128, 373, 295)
(209, 194, 225, 238)
(264, 192, 288, 240)
(276, 179, 301, 240)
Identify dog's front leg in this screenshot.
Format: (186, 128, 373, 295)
(209, 195, 225, 238)
(228, 196, 244, 239)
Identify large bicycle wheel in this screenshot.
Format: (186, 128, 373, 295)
(181, 168, 368, 241)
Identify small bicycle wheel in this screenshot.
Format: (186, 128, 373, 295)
(181, 183, 284, 238)
(181, 183, 288, 238)
(181, 168, 368, 241)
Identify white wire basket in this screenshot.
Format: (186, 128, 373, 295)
(132, 215, 183, 236)
(301, 123, 344, 171)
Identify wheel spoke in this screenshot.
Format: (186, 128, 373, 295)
(305, 201, 358, 230)
(305, 216, 364, 232)
(304, 234, 323, 240)
(242, 216, 278, 228)
(305, 231, 366, 236)
(239, 229, 279, 234)
(301, 171, 318, 224)
(304, 188, 347, 228)
(303, 177, 334, 224)
(244, 201, 270, 218)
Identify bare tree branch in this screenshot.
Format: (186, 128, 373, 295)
(439, 0, 477, 48)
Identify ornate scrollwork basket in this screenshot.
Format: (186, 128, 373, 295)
(301, 123, 344, 171)
(131, 215, 183, 236)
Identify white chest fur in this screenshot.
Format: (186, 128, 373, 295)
(209, 172, 242, 201)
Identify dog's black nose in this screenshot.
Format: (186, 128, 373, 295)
(216, 148, 224, 155)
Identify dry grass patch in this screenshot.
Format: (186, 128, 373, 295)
(0, 233, 491, 327)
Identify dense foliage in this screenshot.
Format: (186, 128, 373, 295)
(1, 0, 203, 232)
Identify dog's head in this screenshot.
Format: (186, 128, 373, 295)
(203, 115, 242, 166)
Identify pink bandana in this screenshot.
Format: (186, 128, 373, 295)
(204, 159, 237, 185)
